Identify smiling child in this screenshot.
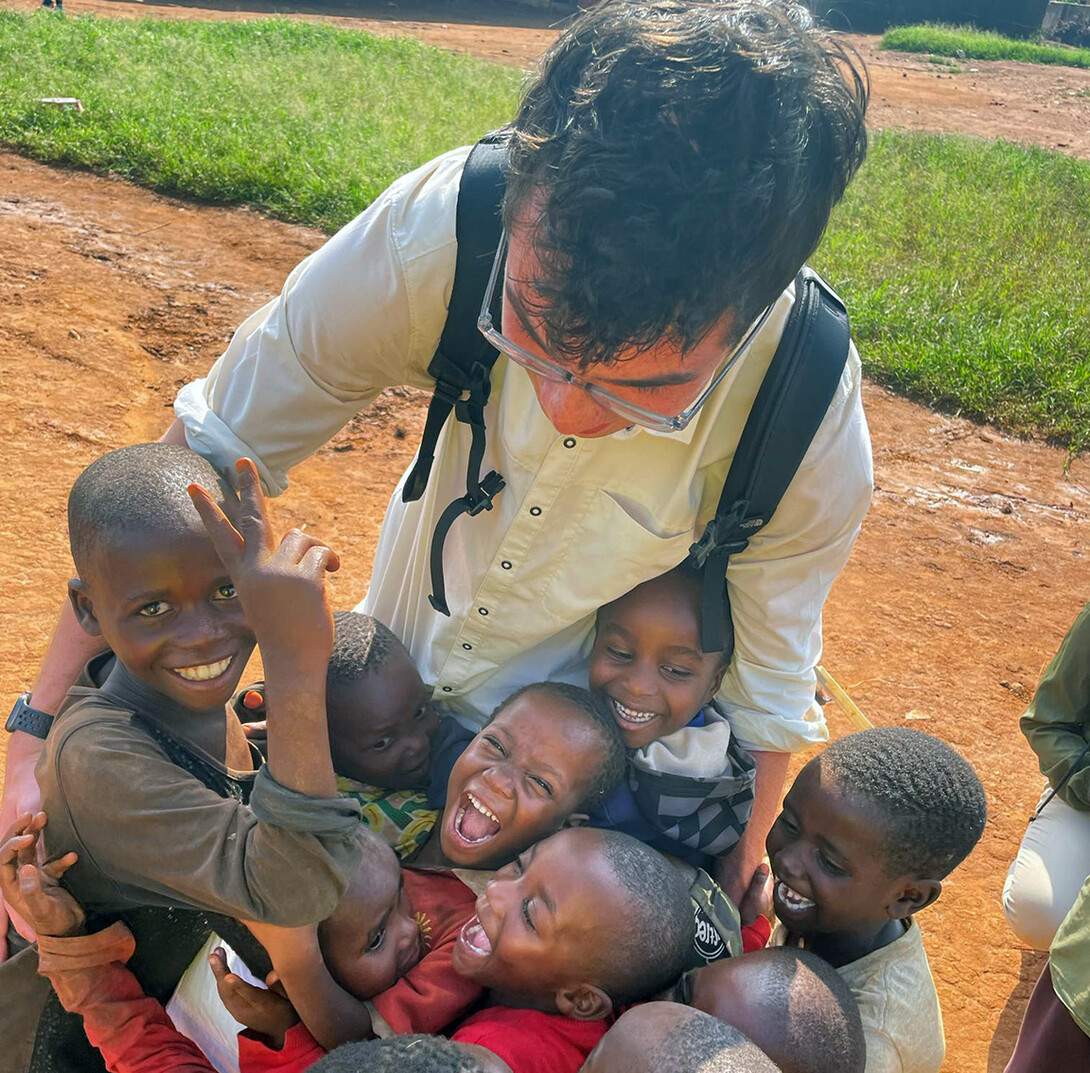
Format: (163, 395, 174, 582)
(587, 566, 756, 870)
(16, 444, 364, 1073)
(765, 727, 987, 1073)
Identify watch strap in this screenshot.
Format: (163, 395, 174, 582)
(6, 693, 54, 739)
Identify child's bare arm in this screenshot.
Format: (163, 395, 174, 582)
(189, 458, 339, 799)
(244, 921, 375, 1050)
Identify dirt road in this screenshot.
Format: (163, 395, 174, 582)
(3, 5, 1090, 1070)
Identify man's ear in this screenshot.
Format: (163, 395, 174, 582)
(555, 983, 614, 1022)
(888, 878, 942, 920)
(68, 579, 102, 637)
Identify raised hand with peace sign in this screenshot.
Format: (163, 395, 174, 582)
(188, 458, 340, 799)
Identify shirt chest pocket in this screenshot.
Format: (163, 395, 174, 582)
(537, 487, 699, 622)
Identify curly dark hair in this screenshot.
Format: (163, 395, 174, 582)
(820, 727, 988, 880)
(68, 443, 234, 578)
(504, 0, 868, 368)
(327, 610, 405, 686)
(592, 830, 695, 1005)
(310, 1035, 494, 1073)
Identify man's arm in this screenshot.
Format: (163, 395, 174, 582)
(714, 750, 789, 903)
(714, 342, 873, 901)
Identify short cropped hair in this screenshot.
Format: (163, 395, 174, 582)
(67, 443, 232, 577)
(491, 682, 625, 812)
(327, 611, 406, 688)
(820, 727, 987, 879)
(652, 1012, 782, 1073)
(309, 1035, 492, 1073)
(594, 830, 694, 1004)
(721, 947, 864, 1073)
(505, 0, 868, 368)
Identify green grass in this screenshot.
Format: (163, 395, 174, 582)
(2, 14, 1089, 447)
(0, 11, 521, 230)
(812, 131, 1090, 450)
(881, 23, 1090, 70)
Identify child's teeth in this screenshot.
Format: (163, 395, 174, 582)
(613, 700, 656, 723)
(777, 881, 815, 910)
(175, 657, 232, 681)
(467, 792, 499, 824)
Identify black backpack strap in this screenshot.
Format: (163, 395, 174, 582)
(688, 268, 851, 652)
(401, 130, 509, 615)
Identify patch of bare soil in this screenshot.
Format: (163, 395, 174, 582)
(2, 9, 1090, 1073)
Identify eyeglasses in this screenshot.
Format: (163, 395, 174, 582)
(477, 230, 772, 433)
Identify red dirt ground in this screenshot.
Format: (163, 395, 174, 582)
(3, 5, 1090, 1070)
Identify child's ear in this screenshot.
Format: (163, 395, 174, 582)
(703, 659, 728, 705)
(888, 878, 942, 920)
(555, 983, 614, 1022)
(68, 579, 102, 637)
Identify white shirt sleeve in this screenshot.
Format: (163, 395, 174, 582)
(174, 148, 469, 494)
(718, 340, 873, 752)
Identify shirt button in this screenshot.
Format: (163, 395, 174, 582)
(501, 560, 512, 570)
(441, 685, 453, 693)
(478, 607, 489, 616)
(529, 506, 542, 517)
(462, 642, 472, 651)
(563, 437, 576, 449)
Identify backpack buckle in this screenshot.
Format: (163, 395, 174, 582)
(688, 502, 753, 568)
(465, 471, 506, 517)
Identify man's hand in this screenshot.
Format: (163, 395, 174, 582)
(188, 458, 340, 676)
(210, 948, 299, 1049)
(0, 812, 85, 939)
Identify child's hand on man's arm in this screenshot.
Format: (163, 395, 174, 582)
(189, 458, 340, 799)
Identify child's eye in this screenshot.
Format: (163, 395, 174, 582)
(412, 705, 429, 722)
(528, 775, 553, 798)
(817, 852, 848, 878)
(606, 647, 632, 662)
(370, 738, 392, 752)
(366, 925, 386, 953)
(214, 583, 238, 601)
(521, 898, 536, 933)
(483, 734, 506, 757)
(138, 601, 169, 618)
(776, 813, 799, 835)
(662, 665, 694, 679)
(513, 854, 525, 875)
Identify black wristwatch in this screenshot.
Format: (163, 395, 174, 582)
(5, 693, 53, 739)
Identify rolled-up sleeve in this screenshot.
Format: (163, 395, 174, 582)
(718, 341, 873, 753)
(175, 149, 468, 494)
(54, 723, 365, 925)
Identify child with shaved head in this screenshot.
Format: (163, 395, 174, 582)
(7, 443, 364, 1072)
(582, 1004, 783, 1073)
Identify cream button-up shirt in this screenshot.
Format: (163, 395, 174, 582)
(176, 146, 873, 754)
